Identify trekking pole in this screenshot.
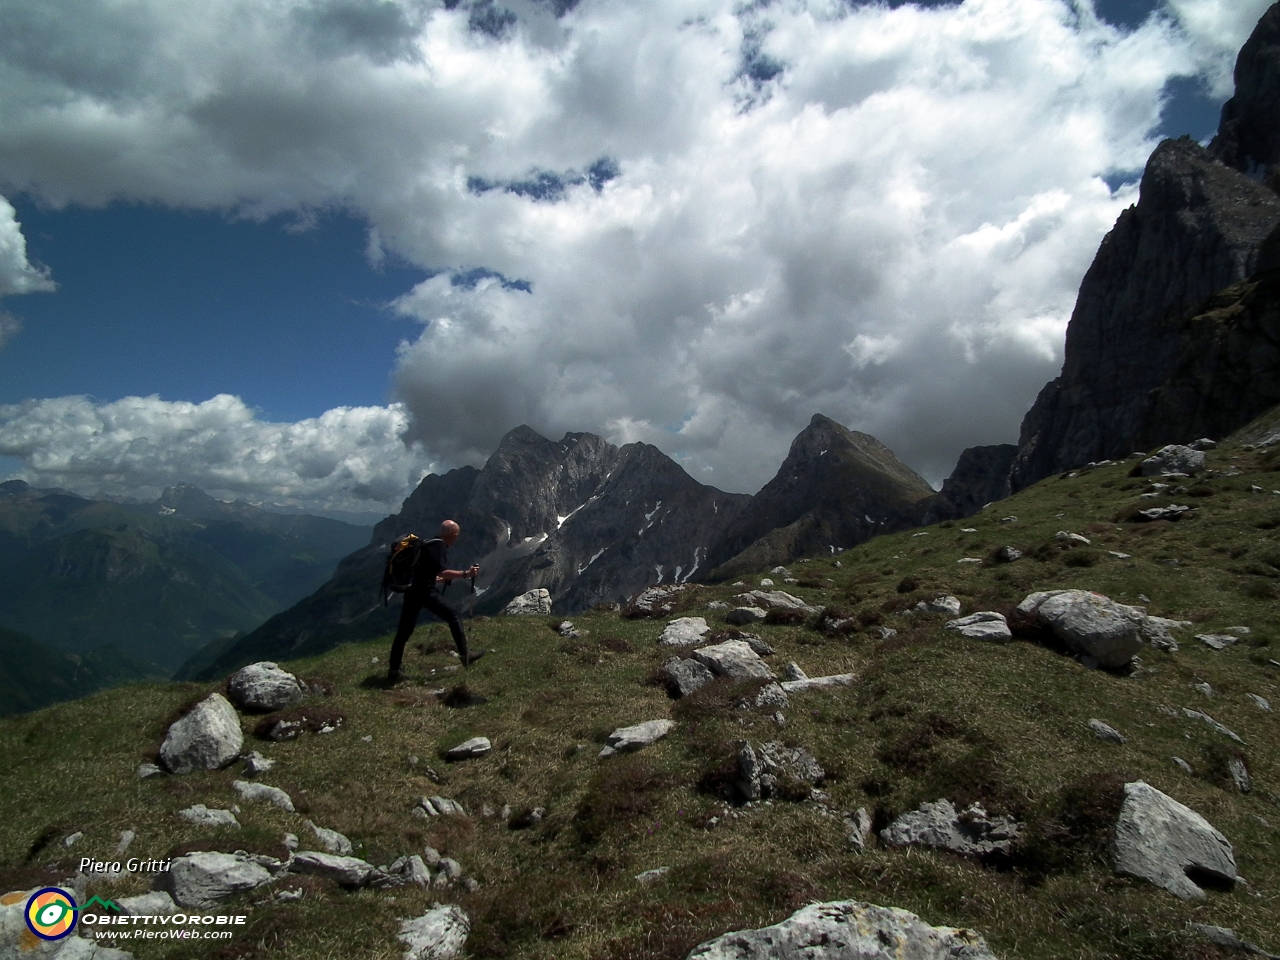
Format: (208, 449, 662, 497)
(470, 573, 477, 618)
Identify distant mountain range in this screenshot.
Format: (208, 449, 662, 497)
(0, 481, 371, 682)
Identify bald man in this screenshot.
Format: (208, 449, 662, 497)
(387, 519, 481, 682)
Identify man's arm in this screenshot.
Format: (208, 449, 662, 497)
(436, 564, 480, 583)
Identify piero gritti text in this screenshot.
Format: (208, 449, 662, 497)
(79, 857, 173, 874)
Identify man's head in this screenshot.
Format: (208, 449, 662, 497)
(439, 520, 461, 545)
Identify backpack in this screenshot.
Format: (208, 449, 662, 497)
(380, 534, 428, 604)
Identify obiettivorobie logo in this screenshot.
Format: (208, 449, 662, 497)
(24, 888, 79, 941)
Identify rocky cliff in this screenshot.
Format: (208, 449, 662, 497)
(935, 444, 1018, 518)
(1009, 5, 1280, 490)
(704, 414, 938, 580)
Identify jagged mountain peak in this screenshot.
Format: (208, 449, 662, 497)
(1210, 1, 1280, 175)
(785, 414, 935, 494)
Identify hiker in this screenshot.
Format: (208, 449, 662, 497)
(387, 519, 480, 682)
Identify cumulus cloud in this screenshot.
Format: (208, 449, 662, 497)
(0, 194, 55, 299)
(0, 394, 433, 513)
(0, 0, 1262, 492)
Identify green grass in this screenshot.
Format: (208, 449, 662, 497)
(3, 435, 1280, 959)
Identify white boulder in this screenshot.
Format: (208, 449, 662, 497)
(1017, 590, 1145, 667)
(685, 900, 998, 959)
(163, 852, 274, 908)
(1141, 444, 1206, 476)
(599, 719, 675, 758)
(660, 617, 710, 646)
(398, 904, 470, 960)
(691, 640, 775, 681)
(159, 693, 243, 775)
(503, 588, 552, 615)
(227, 662, 304, 712)
(944, 611, 1011, 641)
(1112, 781, 1236, 900)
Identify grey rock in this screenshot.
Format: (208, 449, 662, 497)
(995, 545, 1022, 563)
(116, 891, 179, 916)
(163, 851, 274, 908)
(115, 830, 135, 855)
(1229, 758, 1252, 793)
(290, 851, 376, 888)
(1141, 445, 1206, 477)
(844, 808, 873, 852)
(424, 796, 466, 817)
(686, 899, 999, 960)
(1113, 780, 1236, 900)
(1198, 633, 1238, 650)
(242, 751, 275, 776)
(779, 673, 856, 694)
(1182, 708, 1245, 744)
(660, 617, 710, 646)
(177, 804, 240, 829)
(1188, 923, 1280, 958)
(758, 578, 774, 588)
(1225, 625, 1251, 635)
(1056, 531, 1092, 545)
(227, 662, 304, 713)
(1195, 681, 1214, 697)
(159, 693, 244, 775)
(436, 858, 463, 880)
(945, 611, 1011, 641)
(782, 662, 807, 681)
(733, 590, 816, 614)
(1142, 616, 1190, 651)
(1136, 504, 1191, 522)
(628, 584, 688, 617)
(635, 867, 671, 883)
(599, 719, 675, 758)
(503, 588, 552, 615)
(1173, 757, 1194, 774)
(232, 780, 295, 812)
(660, 657, 715, 698)
(911, 595, 961, 616)
(554, 620, 581, 638)
(60, 832, 83, 848)
(284, 833, 298, 851)
(1247, 693, 1272, 712)
(136, 762, 162, 779)
(724, 606, 767, 625)
(1018, 590, 1145, 667)
(444, 737, 491, 760)
(881, 799, 1021, 857)
(737, 634, 775, 656)
(421, 846, 441, 866)
(692, 639, 775, 681)
(397, 904, 470, 960)
(737, 740, 824, 802)
(1088, 719, 1126, 744)
(304, 820, 353, 856)
(753, 682, 791, 709)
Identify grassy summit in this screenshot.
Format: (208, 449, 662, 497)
(2, 423, 1279, 960)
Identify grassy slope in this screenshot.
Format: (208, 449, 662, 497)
(2, 433, 1279, 959)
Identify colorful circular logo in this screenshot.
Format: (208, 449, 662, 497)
(25, 888, 78, 941)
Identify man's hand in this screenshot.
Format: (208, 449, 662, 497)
(468, 565, 480, 578)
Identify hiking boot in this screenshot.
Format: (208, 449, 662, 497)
(463, 650, 486, 667)
(388, 671, 406, 685)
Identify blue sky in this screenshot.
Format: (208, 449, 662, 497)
(0, 0, 1270, 514)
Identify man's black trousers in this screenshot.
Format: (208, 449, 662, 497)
(389, 590, 467, 676)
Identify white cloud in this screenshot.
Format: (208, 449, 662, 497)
(0, 194, 55, 299)
(0, 394, 433, 513)
(0, 0, 1261, 491)
(1162, 0, 1274, 96)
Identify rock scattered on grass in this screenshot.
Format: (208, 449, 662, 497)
(945, 611, 1011, 641)
(1182, 708, 1245, 744)
(634, 867, 670, 883)
(1112, 780, 1236, 900)
(504, 588, 551, 615)
(599, 719, 674, 758)
(779, 673, 855, 694)
(136, 763, 162, 779)
(1017, 590, 1144, 668)
(844, 808, 873, 852)
(659, 617, 710, 646)
(444, 737, 491, 761)
(164, 851, 275, 908)
(1247, 694, 1272, 712)
(692, 640, 775, 681)
(685, 900, 999, 960)
(159, 693, 243, 775)
(398, 904, 470, 960)
(725, 606, 767, 625)
(232, 780, 295, 812)
(177, 804, 240, 828)
(290, 852, 376, 888)
(910, 595, 961, 616)
(242, 751, 275, 776)
(880, 799, 1021, 858)
(304, 820, 353, 855)
(1198, 634, 1238, 651)
(227, 662, 305, 712)
(660, 657, 715, 698)
(1141, 444, 1205, 476)
(1088, 719, 1126, 744)
(738, 740, 824, 802)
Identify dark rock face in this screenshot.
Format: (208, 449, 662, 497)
(936, 444, 1018, 518)
(705, 414, 936, 579)
(1010, 137, 1280, 489)
(1209, 2, 1280, 176)
(1138, 269, 1280, 448)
